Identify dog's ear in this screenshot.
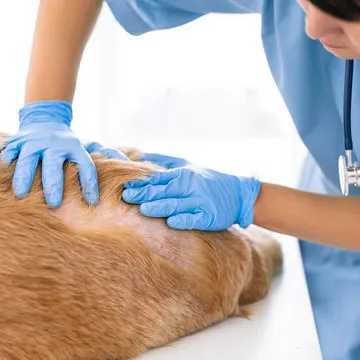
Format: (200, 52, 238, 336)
(0, 132, 11, 153)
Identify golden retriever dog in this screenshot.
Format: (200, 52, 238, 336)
(0, 132, 282, 360)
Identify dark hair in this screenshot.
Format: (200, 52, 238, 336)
(309, 0, 360, 21)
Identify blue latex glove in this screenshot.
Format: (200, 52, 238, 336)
(1, 100, 124, 207)
(141, 152, 189, 169)
(122, 166, 261, 231)
(85, 141, 130, 161)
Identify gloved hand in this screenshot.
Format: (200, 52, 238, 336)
(85, 141, 130, 161)
(122, 166, 261, 231)
(141, 152, 189, 169)
(1, 100, 125, 207)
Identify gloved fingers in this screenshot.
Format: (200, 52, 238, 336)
(1, 141, 20, 164)
(12, 152, 40, 198)
(141, 152, 188, 169)
(97, 147, 130, 161)
(70, 151, 99, 205)
(86, 141, 129, 161)
(166, 212, 211, 231)
(124, 169, 180, 189)
(139, 197, 197, 218)
(122, 180, 186, 204)
(41, 152, 66, 207)
(1, 147, 19, 165)
(84, 141, 103, 154)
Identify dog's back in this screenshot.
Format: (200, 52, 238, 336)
(0, 144, 282, 360)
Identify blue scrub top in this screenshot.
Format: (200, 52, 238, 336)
(105, 1, 360, 359)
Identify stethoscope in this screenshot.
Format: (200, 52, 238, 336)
(338, 59, 360, 196)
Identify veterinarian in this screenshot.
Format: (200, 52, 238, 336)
(2, 0, 360, 358)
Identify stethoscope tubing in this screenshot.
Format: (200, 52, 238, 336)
(344, 59, 354, 151)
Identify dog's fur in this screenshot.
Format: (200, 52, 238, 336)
(0, 132, 282, 360)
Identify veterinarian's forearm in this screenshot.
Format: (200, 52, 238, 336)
(253, 183, 360, 250)
(25, 0, 103, 103)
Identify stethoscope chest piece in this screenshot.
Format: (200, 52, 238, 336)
(338, 153, 360, 196)
(338, 154, 349, 196)
(338, 59, 360, 196)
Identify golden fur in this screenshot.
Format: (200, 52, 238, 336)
(0, 133, 282, 360)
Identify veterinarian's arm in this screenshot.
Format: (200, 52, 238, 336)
(25, 0, 102, 103)
(122, 152, 360, 250)
(1, 0, 128, 207)
(254, 183, 360, 250)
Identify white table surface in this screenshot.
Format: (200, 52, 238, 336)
(132, 139, 323, 360)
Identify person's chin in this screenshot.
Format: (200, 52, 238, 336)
(323, 44, 359, 59)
